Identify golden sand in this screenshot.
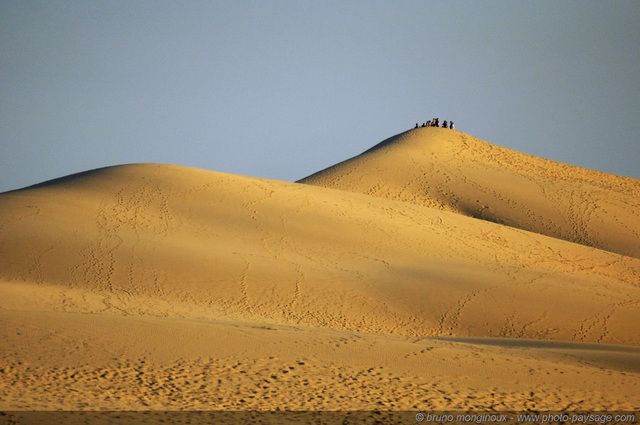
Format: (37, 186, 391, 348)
(1, 128, 639, 419)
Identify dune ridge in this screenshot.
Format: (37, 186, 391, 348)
(1, 130, 639, 413)
(299, 127, 640, 259)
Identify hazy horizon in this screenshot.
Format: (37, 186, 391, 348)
(2, 1, 639, 193)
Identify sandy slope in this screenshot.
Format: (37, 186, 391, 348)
(1, 130, 640, 416)
(2, 163, 639, 343)
(300, 127, 640, 259)
(2, 312, 639, 414)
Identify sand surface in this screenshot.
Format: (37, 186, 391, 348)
(1, 128, 639, 421)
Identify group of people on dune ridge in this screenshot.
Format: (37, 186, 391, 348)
(414, 118, 453, 129)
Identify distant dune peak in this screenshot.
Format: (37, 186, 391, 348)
(299, 128, 640, 259)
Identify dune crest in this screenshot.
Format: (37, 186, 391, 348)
(299, 127, 640, 259)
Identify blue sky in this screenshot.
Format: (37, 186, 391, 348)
(1, 1, 639, 193)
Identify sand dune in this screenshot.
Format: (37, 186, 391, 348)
(1, 130, 639, 415)
(2, 163, 639, 343)
(300, 127, 640, 259)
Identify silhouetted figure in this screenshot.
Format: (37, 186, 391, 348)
(434, 118, 439, 127)
(449, 121, 454, 130)
(442, 120, 448, 129)
(415, 123, 419, 128)
(426, 120, 431, 127)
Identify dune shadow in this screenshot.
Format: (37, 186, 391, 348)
(432, 336, 640, 373)
(433, 336, 640, 352)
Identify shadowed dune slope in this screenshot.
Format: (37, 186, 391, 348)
(1, 163, 639, 345)
(299, 128, 640, 259)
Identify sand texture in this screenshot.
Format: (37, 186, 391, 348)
(1, 128, 639, 420)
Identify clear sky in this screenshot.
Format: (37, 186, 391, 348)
(2, 1, 639, 193)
